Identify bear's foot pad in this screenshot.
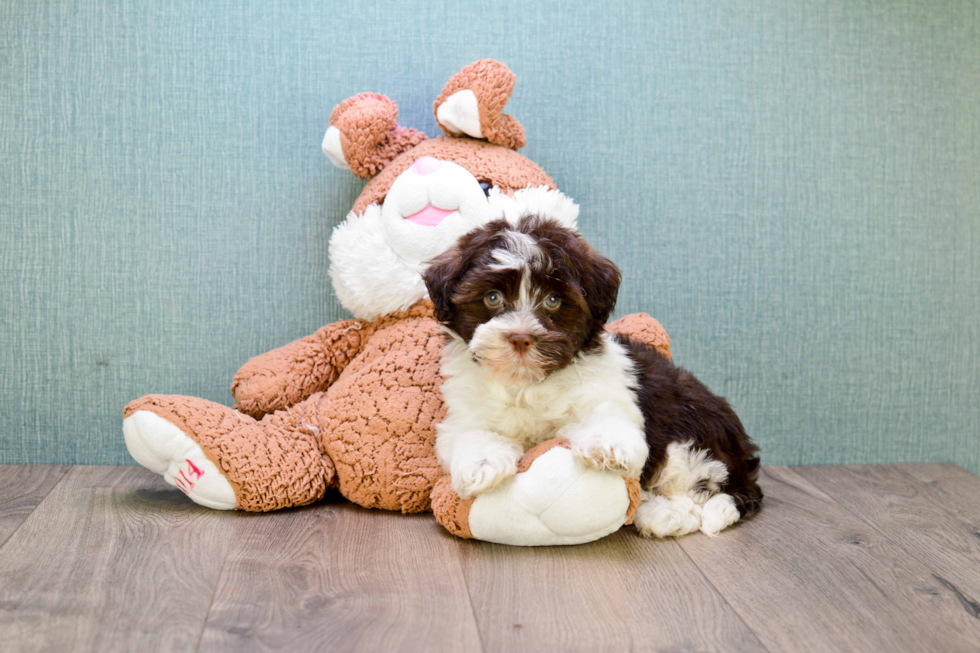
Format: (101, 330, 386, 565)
(124, 410, 236, 510)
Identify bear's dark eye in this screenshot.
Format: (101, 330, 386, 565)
(478, 181, 492, 197)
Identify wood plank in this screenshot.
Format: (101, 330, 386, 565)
(0, 465, 70, 548)
(457, 528, 766, 652)
(678, 466, 980, 652)
(0, 465, 237, 652)
(199, 494, 484, 652)
(899, 463, 980, 521)
(796, 464, 980, 623)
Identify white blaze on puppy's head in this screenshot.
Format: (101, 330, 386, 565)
(423, 215, 623, 385)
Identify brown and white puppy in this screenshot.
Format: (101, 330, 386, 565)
(424, 216, 762, 537)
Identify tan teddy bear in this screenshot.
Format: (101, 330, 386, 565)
(123, 60, 671, 545)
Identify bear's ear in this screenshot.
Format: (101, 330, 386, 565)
(323, 93, 427, 179)
(433, 60, 526, 150)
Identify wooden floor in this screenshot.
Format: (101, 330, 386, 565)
(2, 465, 980, 652)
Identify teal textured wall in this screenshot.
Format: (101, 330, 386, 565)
(1, 1, 978, 470)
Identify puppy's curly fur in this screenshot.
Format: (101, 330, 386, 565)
(424, 216, 762, 537)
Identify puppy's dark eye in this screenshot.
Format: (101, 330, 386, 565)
(544, 294, 561, 310)
(478, 181, 492, 197)
(485, 291, 503, 308)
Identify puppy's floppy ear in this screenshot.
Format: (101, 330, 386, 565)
(423, 245, 468, 326)
(424, 219, 511, 326)
(580, 246, 622, 328)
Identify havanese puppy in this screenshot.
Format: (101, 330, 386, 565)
(423, 216, 762, 537)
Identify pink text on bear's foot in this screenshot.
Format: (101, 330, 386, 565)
(173, 459, 204, 493)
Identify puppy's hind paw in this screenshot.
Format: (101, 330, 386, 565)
(700, 493, 740, 536)
(634, 495, 702, 538)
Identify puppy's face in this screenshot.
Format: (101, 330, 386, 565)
(424, 216, 621, 385)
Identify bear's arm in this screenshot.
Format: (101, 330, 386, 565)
(231, 318, 374, 418)
(606, 313, 671, 360)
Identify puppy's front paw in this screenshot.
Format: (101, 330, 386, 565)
(571, 437, 646, 477)
(565, 417, 648, 478)
(451, 449, 520, 499)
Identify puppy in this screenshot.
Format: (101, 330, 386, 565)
(423, 216, 762, 537)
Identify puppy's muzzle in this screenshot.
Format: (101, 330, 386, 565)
(509, 333, 533, 354)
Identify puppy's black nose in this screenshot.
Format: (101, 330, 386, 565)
(509, 334, 533, 354)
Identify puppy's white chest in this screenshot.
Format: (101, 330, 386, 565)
(438, 333, 643, 453)
(486, 382, 579, 446)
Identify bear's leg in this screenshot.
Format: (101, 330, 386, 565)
(431, 439, 641, 546)
(123, 394, 335, 511)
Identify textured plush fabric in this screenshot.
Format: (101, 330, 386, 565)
(1, 1, 978, 473)
(435, 59, 526, 149)
(430, 475, 474, 539)
(330, 93, 427, 179)
(313, 302, 446, 513)
(128, 302, 448, 513)
(126, 300, 667, 515)
(353, 137, 554, 215)
(606, 314, 672, 361)
(230, 317, 368, 418)
(123, 394, 334, 512)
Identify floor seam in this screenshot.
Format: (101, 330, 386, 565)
(674, 536, 773, 653)
(673, 466, 801, 653)
(193, 518, 235, 653)
(0, 465, 74, 552)
(454, 537, 488, 653)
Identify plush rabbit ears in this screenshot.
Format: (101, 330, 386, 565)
(323, 93, 427, 179)
(323, 60, 526, 178)
(433, 59, 526, 150)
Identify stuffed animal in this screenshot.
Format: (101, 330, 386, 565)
(123, 60, 672, 546)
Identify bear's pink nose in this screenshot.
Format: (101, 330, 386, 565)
(412, 156, 443, 175)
